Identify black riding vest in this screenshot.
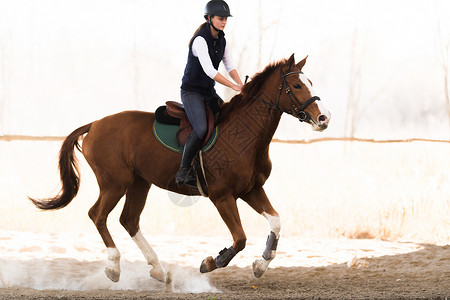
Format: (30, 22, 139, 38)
(181, 24, 226, 96)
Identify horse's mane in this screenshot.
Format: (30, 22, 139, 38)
(227, 58, 287, 107)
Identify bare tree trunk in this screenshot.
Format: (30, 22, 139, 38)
(345, 29, 363, 139)
(0, 8, 12, 135)
(257, 0, 262, 71)
(256, 0, 282, 70)
(0, 36, 12, 136)
(444, 69, 450, 125)
(225, 1, 282, 101)
(0, 44, 4, 135)
(436, 0, 450, 138)
(439, 34, 450, 133)
(131, 0, 141, 109)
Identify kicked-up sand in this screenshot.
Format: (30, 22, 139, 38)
(0, 231, 449, 299)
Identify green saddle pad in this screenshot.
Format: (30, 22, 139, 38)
(153, 120, 219, 153)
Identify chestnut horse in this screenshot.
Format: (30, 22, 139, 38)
(30, 54, 330, 283)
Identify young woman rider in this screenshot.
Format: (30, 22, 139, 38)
(176, 0, 243, 186)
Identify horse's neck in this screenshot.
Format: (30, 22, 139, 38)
(244, 100, 282, 146)
(224, 93, 282, 153)
(243, 74, 283, 147)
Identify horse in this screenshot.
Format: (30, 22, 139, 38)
(30, 54, 330, 283)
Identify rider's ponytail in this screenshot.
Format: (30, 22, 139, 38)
(188, 22, 208, 46)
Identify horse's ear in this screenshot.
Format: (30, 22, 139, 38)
(296, 56, 308, 70)
(286, 53, 295, 69)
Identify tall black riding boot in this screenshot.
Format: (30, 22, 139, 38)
(176, 132, 202, 187)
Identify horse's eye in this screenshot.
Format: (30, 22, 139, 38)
(293, 84, 302, 89)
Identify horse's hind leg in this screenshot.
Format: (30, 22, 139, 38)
(241, 186, 281, 278)
(119, 175, 165, 282)
(88, 179, 130, 282)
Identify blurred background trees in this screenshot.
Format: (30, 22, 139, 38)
(0, 0, 449, 140)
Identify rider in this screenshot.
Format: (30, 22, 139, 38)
(176, 0, 243, 187)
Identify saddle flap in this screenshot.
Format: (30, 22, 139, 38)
(177, 105, 215, 148)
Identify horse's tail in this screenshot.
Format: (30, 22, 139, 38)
(29, 122, 92, 210)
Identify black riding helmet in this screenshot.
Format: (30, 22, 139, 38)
(204, 0, 232, 20)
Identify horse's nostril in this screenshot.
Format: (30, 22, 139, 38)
(318, 115, 327, 124)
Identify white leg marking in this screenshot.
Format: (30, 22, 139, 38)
(132, 230, 165, 282)
(105, 247, 121, 282)
(132, 230, 159, 265)
(262, 212, 281, 238)
(253, 213, 281, 277)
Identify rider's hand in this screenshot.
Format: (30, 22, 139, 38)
(232, 84, 242, 92)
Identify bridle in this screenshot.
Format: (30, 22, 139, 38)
(257, 69, 321, 123)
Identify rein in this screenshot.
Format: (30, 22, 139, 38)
(256, 69, 320, 122)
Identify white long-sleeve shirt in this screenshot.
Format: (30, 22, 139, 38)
(191, 36, 235, 79)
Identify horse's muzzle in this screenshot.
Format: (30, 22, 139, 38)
(311, 114, 329, 131)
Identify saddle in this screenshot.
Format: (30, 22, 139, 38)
(155, 101, 218, 147)
(155, 101, 220, 197)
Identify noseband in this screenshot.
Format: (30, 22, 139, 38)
(257, 69, 321, 122)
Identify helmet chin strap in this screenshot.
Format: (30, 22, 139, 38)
(208, 16, 222, 33)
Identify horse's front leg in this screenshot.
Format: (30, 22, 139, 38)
(241, 186, 280, 278)
(200, 195, 246, 273)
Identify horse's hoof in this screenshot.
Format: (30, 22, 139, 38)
(105, 267, 120, 282)
(150, 267, 165, 282)
(164, 271, 173, 293)
(252, 259, 266, 278)
(200, 256, 217, 273)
